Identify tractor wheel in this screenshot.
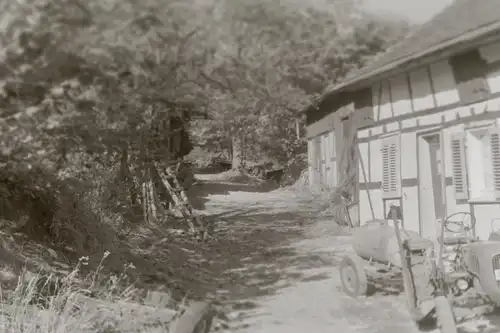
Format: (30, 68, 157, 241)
(435, 295, 457, 333)
(340, 254, 368, 297)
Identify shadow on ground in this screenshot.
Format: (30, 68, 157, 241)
(455, 303, 500, 332)
(166, 206, 339, 314)
(187, 179, 280, 210)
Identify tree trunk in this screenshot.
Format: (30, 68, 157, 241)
(120, 149, 139, 206)
(142, 181, 149, 223)
(147, 179, 157, 219)
(141, 166, 158, 224)
(231, 136, 243, 170)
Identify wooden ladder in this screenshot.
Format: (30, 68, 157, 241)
(155, 162, 206, 238)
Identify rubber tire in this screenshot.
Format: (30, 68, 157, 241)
(339, 254, 368, 297)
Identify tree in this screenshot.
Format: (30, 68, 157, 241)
(0, 0, 217, 248)
(0, 0, 411, 238)
(191, 0, 410, 170)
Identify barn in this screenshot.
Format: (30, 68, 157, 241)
(304, 0, 500, 241)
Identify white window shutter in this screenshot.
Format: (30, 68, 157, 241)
(390, 140, 402, 197)
(381, 135, 401, 198)
(450, 133, 468, 200)
(488, 127, 500, 199)
(381, 144, 390, 193)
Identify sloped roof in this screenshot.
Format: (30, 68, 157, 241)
(353, 0, 500, 79)
(307, 0, 500, 113)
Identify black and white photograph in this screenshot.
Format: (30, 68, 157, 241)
(0, 0, 498, 332)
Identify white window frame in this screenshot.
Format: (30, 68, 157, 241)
(467, 128, 493, 200)
(463, 126, 500, 202)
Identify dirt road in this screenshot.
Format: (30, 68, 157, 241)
(194, 182, 500, 333)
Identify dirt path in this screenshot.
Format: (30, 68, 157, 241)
(194, 183, 500, 333)
(200, 188, 421, 333)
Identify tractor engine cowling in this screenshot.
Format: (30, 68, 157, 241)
(462, 241, 500, 304)
(352, 220, 434, 268)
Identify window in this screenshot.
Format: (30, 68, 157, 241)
(467, 129, 494, 199)
(449, 49, 490, 104)
(381, 135, 401, 199)
(451, 127, 500, 201)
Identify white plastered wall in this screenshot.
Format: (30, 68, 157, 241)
(357, 50, 500, 239)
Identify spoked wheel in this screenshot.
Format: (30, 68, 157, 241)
(339, 254, 368, 297)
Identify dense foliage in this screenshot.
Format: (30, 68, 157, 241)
(0, 0, 410, 256)
(190, 0, 410, 170)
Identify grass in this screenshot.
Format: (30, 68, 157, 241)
(0, 162, 221, 333)
(0, 252, 181, 333)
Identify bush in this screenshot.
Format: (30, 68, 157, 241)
(0, 162, 191, 300)
(0, 163, 118, 260)
(279, 153, 308, 187)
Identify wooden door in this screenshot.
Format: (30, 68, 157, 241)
(320, 133, 328, 184)
(313, 136, 322, 185)
(327, 130, 336, 187)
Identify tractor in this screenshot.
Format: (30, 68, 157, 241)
(339, 206, 500, 333)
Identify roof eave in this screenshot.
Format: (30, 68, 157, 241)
(300, 20, 500, 117)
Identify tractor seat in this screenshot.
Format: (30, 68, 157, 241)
(441, 234, 477, 245)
